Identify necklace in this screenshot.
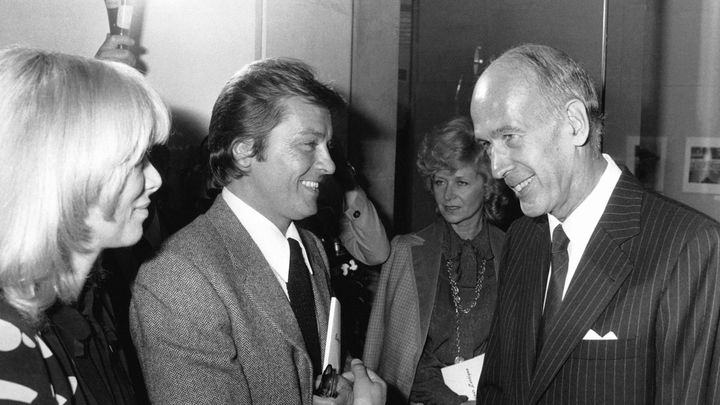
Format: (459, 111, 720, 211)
(445, 255, 486, 364)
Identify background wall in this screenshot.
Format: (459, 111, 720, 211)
(349, 1, 400, 225)
(140, 0, 257, 139)
(641, 0, 720, 220)
(3, 0, 719, 232)
(1, 2, 108, 55)
(0, 0, 399, 226)
(397, 0, 612, 233)
(0, 0, 256, 138)
(397, 0, 720, 233)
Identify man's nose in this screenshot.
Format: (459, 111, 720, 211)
(317, 144, 336, 174)
(490, 146, 510, 179)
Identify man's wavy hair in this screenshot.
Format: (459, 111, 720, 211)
(417, 116, 508, 224)
(208, 57, 346, 187)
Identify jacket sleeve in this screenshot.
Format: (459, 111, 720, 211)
(339, 188, 390, 266)
(656, 223, 720, 404)
(363, 234, 424, 401)
(129, 251, 252, 405)
(362, 237, 396, 370)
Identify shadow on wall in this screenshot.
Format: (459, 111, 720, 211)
(347, 104, 393, 233)
(151, 107, 212, 238)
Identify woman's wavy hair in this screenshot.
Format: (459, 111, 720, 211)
(416, 116, 508, 224)
(0, 47, 170, 323)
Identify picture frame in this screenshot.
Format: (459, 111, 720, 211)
(682, 137, 720, 194)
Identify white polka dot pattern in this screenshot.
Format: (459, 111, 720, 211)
(21, 332, 36, 348)
(68, 376, 77, 393)
(0, 319, 22, 351)
(37, 336, 54, 359)
(0, 379, 39, 403)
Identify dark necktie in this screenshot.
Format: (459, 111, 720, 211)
(287, 237, 321, 376)
(537, 225, 570, 355)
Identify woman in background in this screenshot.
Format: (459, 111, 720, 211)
(363, 117, 508, 405)
(0, 47, 169, 404)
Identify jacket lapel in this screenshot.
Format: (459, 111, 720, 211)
(412, 219, 444, 338)
(521, 217, 552, 384)
(528, 171, 642, 402)
(205, 198, 313, 377)
(488, 224, 505, 279)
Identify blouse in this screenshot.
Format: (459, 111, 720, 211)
(409, 221, 498, 405)
(0, 280, 137, 405)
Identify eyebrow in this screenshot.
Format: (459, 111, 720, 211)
(297, 128, 330, 139)
(434, 175, 470, 184)
(492, 125, 524, 135)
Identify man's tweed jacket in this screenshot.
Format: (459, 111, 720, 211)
(363, 218, 504, 402)
(129, 196, 332, 404)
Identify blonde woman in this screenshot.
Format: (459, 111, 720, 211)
(364, 117, 508, 405)
(0, 47, 169, 404)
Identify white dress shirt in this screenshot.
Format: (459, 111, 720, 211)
(547, 154, 622, 301)
(222, 187, 313, 298)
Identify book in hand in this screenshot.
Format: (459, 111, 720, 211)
(315, 297, 341, 398)
(322, 297, 341, 371)
(441, 354, 484, 401)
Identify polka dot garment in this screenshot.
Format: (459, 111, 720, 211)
(0, 301, 77, 404)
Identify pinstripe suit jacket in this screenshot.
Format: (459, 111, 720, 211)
(477, 171, 720, 404)
(364, 218, 504, 402)
(129, 196, 331, 405)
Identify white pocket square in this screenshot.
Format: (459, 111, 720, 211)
(583, 329, 618, 340)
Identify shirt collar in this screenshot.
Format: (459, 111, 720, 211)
(548, 154, 622, 245)
(222, 188, 311, 285)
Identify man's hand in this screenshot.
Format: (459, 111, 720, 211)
(313, 374, 353, 405)
(313, 359, 387, 405)
(95, 33, 136, 67)
(342, 359, 387, 405)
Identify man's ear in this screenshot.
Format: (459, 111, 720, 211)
(565, 99, 590, 147)
(231, 139, 255, 172)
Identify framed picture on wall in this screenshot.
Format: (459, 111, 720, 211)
(683, 137, 720, 194)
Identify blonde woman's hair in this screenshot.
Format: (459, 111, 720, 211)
(0, 47, 170, 323)
(417, 116, 508, 224)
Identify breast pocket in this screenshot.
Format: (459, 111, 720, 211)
(561, 338, 649, 404)
(570, 338, 638, 360)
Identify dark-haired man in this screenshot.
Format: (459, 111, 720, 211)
(130, 58, 385, 405)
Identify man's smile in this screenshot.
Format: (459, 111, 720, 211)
(301, 180, 320, 192)
(509, 175, 534, 194)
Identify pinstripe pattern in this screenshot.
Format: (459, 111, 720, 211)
(538, 225, 570, 353)
(478, 171, 720, 404)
